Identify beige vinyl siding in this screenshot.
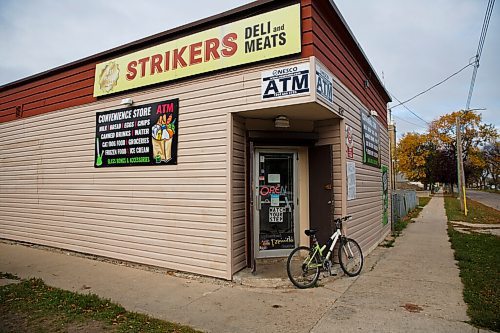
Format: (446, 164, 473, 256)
(338, 78, 391, 253)
(0, 57, 309, 279)
(0, 103, 229, 278)
(314, 69, 391, 254)
(232, 115, 247, 273)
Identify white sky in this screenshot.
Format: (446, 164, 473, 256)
(0, 0, 498, 137)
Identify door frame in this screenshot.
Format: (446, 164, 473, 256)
(253, 147, 300, 259)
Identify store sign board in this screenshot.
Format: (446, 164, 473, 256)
(93, 4, 301, 97)
(95, 99, 179, 167)
(261, 63, 310, 100)
(315, 63, 334, 105)
(360, 109, 381, 167)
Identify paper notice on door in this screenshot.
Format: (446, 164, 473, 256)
(271, 194, 280, 206)
(269, 207, 284, 223)
(268, 174, 280, 183)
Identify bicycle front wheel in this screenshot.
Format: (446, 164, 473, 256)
(338, 238, 363, 277)
(287, 246, 321, 289)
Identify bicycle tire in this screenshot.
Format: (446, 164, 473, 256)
(338, 238, 363, 277)
(286, 246, 321, 289)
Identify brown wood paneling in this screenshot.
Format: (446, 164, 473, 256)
(311, 15, 387, 114)
(0, 69, 94, 106)
(304, 0, 390, 126)
(301, 1, 313, 59)
(0, 63, 95, 100)
(0, 63, 96, 123)
(23, 95, 97, 118)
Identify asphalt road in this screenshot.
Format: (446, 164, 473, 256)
(466, 190, 500, 211)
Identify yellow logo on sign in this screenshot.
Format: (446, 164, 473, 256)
(93, 4, 301, 97)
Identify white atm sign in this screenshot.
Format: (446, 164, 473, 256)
(261, 63, 310, 100)
(316, 63, 334, 105)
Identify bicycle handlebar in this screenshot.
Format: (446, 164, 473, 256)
(334, 215, 352, 224)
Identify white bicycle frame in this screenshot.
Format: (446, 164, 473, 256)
(320, 228, 355, 262)
(320, 228, 342, 261)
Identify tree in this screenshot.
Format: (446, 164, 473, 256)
(483, 141, 500, 188)
(397, 132, 433, 188)
(429, 148, 457, 188)
(465, 148, 487, 188)
(428, 110, 497, 186)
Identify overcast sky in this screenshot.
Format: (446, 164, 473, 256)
(0, 0, 498, 138)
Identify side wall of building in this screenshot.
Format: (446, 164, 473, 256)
(314, 70, 391, 254)
(0, 69, 246, 279)
(302, 0, 391, 254)
(0, 58, 314, 279)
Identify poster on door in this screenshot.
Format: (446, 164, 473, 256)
(259, 233, 295, 250)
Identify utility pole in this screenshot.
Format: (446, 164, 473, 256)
(388, 110, 397, 191)
(456, 109, 484, 214)
(456, 115, 465, 211)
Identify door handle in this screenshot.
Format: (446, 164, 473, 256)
(327, 201, 332, 205)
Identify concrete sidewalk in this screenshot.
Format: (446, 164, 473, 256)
(0, 195, 488, 332)
(0, 240, 353, 333)
(312, 194, 485, 333)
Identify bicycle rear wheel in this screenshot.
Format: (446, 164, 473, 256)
(286, 246, 321, 289)
(338, 238, 363, 277)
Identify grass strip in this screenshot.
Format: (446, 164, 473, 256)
(0, 277, 201, 333)
(447, 227, 500, 331)
(444, 197, 500, 224)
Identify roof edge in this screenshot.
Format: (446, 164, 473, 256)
(327, 0, 392, 103)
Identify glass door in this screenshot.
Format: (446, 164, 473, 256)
(254, 150, 298, 258)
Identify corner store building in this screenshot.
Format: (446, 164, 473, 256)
(0, 0, 391, 280)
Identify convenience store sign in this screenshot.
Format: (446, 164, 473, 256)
(93, 4, 301, 97)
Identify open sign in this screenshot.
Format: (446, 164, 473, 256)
(260, 184, 286, 196)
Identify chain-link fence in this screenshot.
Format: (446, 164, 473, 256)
(391, 190, 417, 230)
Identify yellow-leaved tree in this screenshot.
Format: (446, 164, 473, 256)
(396, 111, 497, 191)
(396, 132, 432, 184)
(428, 110, 497, 187)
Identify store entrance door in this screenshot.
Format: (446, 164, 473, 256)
(254, 150, 298, 258)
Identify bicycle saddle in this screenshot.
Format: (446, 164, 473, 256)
(304, 229, 317, 236)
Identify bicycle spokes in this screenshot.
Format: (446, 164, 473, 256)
(286, 246, 321, 288)
(339, 239, 363, 277)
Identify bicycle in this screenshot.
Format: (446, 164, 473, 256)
(286, 215, 363, 289)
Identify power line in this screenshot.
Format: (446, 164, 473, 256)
(466, 0, 495, 109)
(390, 61, 474, 109)
(392, 115, 428, 129)
(478, 0, 495, 59)
(390, 93, 429, 125)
